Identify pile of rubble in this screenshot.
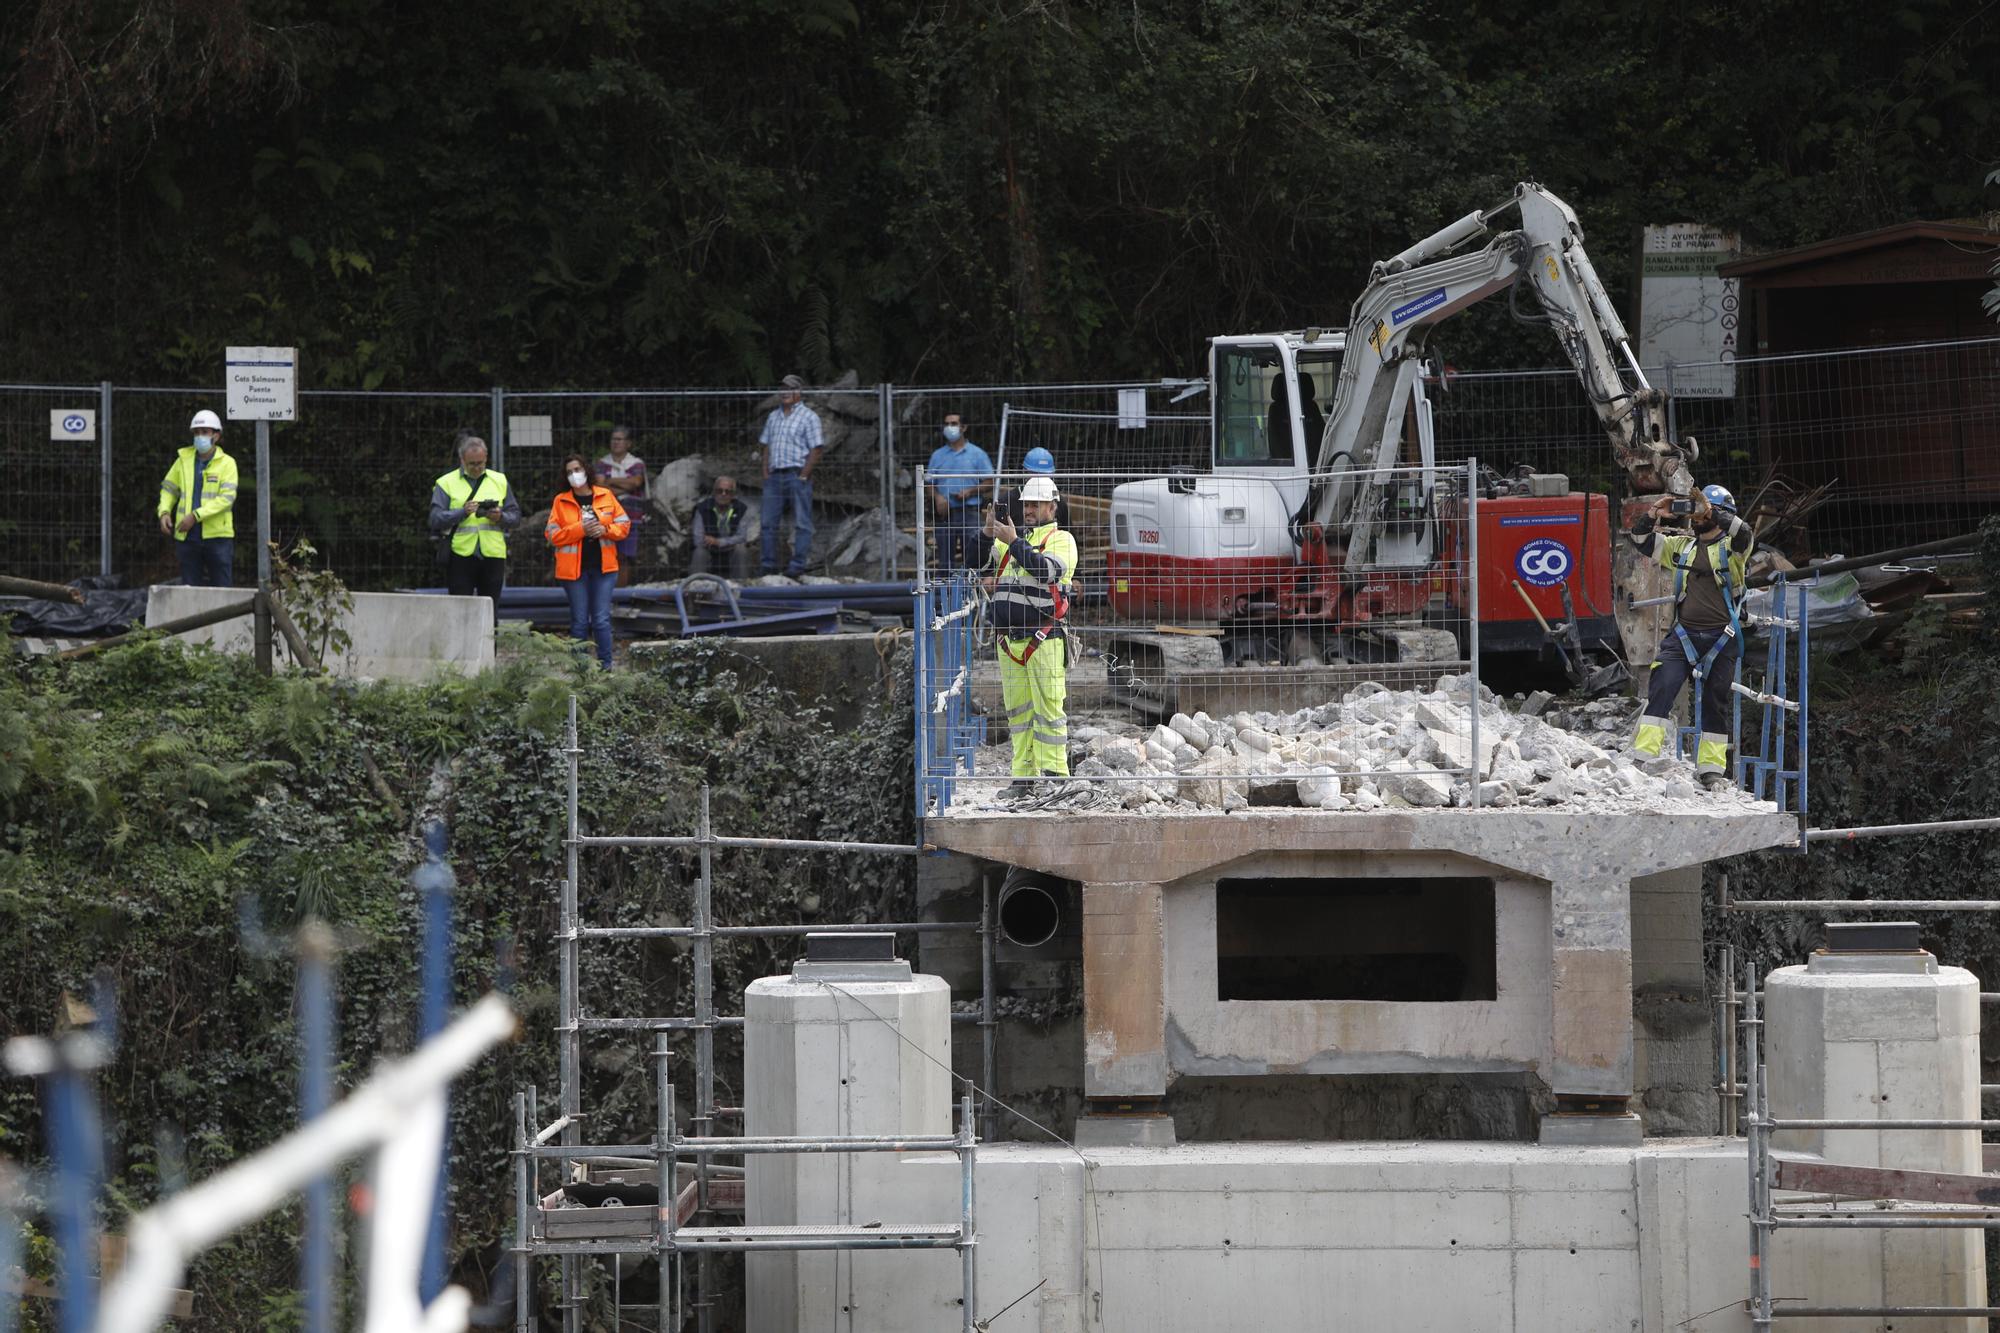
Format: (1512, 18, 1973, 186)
(955, 675, 1769, 814)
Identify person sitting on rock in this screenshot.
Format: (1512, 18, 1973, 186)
(1629, 485, 1753, 790)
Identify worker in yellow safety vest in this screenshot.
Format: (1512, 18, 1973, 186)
(429, 434, 521, 619)
(983, 474, 1077, 797)
(1629, 484, 1754, 789)
(157, 409, 240, 587)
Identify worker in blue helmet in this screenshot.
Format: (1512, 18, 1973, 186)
(1629, 483, 1754, 789)
(1005, 446, 1071, 529)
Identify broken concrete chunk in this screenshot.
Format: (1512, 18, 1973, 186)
(1521, 690, 1555, 717)
(1168, 712, 1211, 750)
(1296, 768, 1343, 807)
(1142, 739, 1177, 768)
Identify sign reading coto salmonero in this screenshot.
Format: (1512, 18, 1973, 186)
(225, 346, 298, 422)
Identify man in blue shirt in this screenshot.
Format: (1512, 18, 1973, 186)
(923, 412, 993, 571)
(757, 374, 824, 577)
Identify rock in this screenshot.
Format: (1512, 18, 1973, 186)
(1349, 787, 1385, 811)
(1074, 757, 1114, 778)
(1147, 723, 1180, 753)
(1171, 742, 1201, 770)
(1380, 758, 1452, 807)
(1142, 739, 1177, 768)
(1296, 768, 1343, 807)
(1168, 712, 1211, 749)
(1071, 725, 1110, 745)
(1521, 690, 1555, 717)
(1235, 726, 1275, 753)
(1344, 681, 1389, 702)
(1415, 699, 1499, 780)
(1093, 738, 1143, 772)
(1181, 751, 1250, 809)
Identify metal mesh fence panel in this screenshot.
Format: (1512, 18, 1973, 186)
(0, 383, 104, 583)
(500, 386, 886, 585)
(1427, 336, 2000, 560)
(916, 462, 1478, 812)
(109, 388, 491, 592)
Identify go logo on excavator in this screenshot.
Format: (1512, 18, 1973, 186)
(1515, 538, 1573, 587)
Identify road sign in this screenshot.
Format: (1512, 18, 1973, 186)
(51, 409, 96, 441)
(225, 346, 298, 421)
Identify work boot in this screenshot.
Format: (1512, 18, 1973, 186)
(1698, 772, 1730, 793)
(993, 779, 1036, 806)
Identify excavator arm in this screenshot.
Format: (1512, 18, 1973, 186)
(1308, 183, 1696, 575)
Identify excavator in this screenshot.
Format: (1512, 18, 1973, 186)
(1105, 182, 1697, 704)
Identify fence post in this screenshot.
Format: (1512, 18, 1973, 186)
(490, 387, 505, 474)
(879, 382, 895, 582)
(1663, 361, 1677, 447)
(99, 382, 114, 578)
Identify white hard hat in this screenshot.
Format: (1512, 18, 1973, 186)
(1020, 475, 1059, 503)
(190, 410, 223, 431)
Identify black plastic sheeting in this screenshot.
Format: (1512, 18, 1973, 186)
(2, 575, 149, 636)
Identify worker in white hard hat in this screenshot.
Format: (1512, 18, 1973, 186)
(983, 473, 1077, 795)
(157, 409, 239, 586)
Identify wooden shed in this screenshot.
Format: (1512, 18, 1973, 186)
(1718, 222, 2000, 521)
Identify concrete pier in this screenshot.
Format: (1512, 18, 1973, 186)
(927, 807, 1798, 1142)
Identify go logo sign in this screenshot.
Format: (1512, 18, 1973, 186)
(1515, 538, 1573, 587)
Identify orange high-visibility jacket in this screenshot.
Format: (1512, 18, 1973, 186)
(546, 487, 632, 580)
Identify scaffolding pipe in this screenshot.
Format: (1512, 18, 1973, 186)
(1770, 1118, 2000, 1131)
(577, 921, 976, 940)
(572, 833, 923, 855)
(654, 1033, 676, 1333)
(1746, 960, 1771, 1333)
(1727, 899, 2000, 912)
(693, 789, 716, 1333)
(512, 1092, 530, 1333)
(1769, 1308, 2000, 1319)
(559, 700, 580, 1333)
(1804, 815, 2000, 842)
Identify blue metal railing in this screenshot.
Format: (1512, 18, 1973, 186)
(1736, 573, 1811, 839)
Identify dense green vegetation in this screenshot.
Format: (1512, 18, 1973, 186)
(0, 634, 913, 1325)
(3, 0, 1996, 387)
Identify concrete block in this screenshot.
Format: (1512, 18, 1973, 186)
(1074, 1113, 1176, 1147)
(1538, 1114, 1643, 1147)
(147, 586, 492, 678)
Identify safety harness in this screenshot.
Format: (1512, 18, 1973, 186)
(1667, 527, 1745, 697)
(995, 530, 1070, 667)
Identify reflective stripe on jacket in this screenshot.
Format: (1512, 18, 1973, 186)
(546, 487, 631, 580)
(434, 469, 515, 558)
(158, 446, 240, 540)
(988, 522, 1077, 633)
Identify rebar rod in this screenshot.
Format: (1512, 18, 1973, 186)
(572, 833, 922, 855)
(1803, 816, 2000, 843)
(577, 921, 975, 940)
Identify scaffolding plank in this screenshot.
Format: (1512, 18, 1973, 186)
(1774, 1158, 2000, 1207)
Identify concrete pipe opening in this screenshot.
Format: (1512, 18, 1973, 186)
(998, 868, 1065, 949)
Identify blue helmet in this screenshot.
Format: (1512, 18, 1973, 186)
(1701, 484, 1736, 515)
(1022, 447, 1055, 475)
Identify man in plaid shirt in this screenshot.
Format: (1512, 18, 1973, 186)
(757, 373, 824, 577)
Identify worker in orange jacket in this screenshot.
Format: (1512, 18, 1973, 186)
(546, 453, 631, 667)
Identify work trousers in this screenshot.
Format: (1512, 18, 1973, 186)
(176, 533, 234, 587)
(446, 551, 507, 624)
(759, 469, 814, 576)
(690, 542, 750, 580)
(999, 637, 1068, 778)
(561, 569, 617, 668)
(1634, 626, 1739, 776)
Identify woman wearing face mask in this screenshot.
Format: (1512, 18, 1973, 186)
(545, 453, 631, 668)
(157, 409, 240, 587)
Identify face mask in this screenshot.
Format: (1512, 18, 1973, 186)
(568, 470, 588, 488)
(193, 435, 213, 452)
(942, 425, 963, 443)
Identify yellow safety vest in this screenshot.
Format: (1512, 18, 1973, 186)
(157, 446, 239, 540)
(435, 469, 512, 558)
